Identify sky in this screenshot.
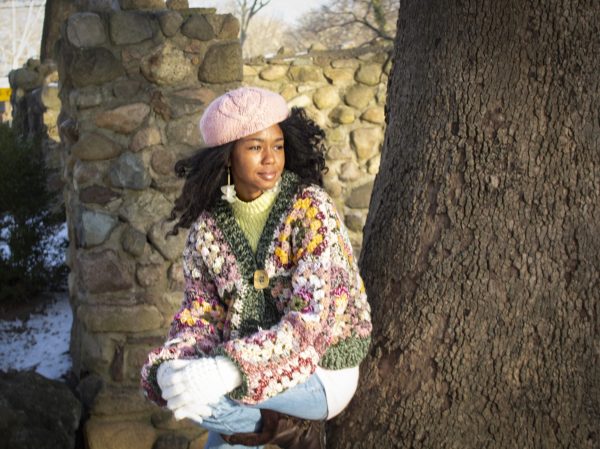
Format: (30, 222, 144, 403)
(189, 0, 327, 25)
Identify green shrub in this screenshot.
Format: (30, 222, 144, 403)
(0, 124, 67, 303)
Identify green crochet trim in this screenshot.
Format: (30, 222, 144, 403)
(212, 171, 299, 337)
(255, 171, 300, 269)
(320, 336, 371, 370)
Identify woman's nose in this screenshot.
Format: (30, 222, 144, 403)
(262, 147, 275, 163)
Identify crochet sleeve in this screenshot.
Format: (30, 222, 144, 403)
(140, 222, 227, 406)
(218, 188, 371, 404)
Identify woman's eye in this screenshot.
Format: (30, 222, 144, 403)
(249, 145, 260, 151)
(275, 144, 284, 151)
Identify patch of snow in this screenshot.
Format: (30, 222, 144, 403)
(0, 292, 72, 380)
(43, 221, 68, 267)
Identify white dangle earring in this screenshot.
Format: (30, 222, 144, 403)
(220, 166, 236, 203)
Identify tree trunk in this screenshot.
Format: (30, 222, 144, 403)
(329, 1, 599, 448)
(40, 0, 77, 61)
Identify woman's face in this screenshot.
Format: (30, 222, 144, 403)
(230, 124, 285, 201)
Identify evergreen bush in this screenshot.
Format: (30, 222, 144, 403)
(0, 123, 67, 303)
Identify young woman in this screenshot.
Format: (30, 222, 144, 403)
(140, 86, 372, 449)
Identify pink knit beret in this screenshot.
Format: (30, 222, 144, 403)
(199, 87, 290, 147)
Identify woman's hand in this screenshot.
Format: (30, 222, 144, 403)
(157, 356, 242, 421)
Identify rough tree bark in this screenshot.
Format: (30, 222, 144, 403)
(40, 0, 77, 61)
(329, 1, 599, 448)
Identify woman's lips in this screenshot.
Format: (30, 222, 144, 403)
(258, 172, 277, 181)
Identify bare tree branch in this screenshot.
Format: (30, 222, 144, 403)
(236, 0, 272, 47)
(293, 0, 398, 50)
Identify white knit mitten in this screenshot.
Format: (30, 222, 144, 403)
(157, 357, 242, 415)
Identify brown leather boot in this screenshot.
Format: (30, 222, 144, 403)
(221, 408, 326, 449)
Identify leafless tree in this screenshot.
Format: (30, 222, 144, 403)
(243, 14, 296, 58)
(0, 0, 46, 76)
(236, 0, 272, 48)
(292, 0, 399, 50)
(191, 0, 278, 55)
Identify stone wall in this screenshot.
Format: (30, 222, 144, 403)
(56, 3, 241, 448)
(243, 44, 392, 252)
(8, 60, 64, 206)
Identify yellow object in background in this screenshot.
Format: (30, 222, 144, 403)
(0, 88, 11, 102)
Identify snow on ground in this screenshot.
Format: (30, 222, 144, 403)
(0, 292, 72, 380)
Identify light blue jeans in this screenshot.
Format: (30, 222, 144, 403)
(202, 373, 328, 449)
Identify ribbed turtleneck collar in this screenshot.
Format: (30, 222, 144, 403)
(230, 179, 280, 216)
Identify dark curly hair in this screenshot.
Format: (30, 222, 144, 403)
(166, 107, 327, 236)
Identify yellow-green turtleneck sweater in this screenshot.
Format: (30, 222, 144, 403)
(230, 189, 278, 253)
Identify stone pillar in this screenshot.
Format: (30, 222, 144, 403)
(55, 2, 241, 447)
(8, 59, 58, 139)
(8, 59, 64, 207)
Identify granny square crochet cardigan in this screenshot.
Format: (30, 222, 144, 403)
(141, 171, 372, 405)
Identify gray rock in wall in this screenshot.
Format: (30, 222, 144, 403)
(120, 0, 166, 9)
(112, 79, 141, 99)
(73, 160, 109, 188)
(80, 185, 120, 205)
(77, 304, 163, 332)
(313, 86, 340, 110)
(131, 127, 162, 152)
(329, 105, 356, 124)
(109, 151, 152, 190)
(67, 13, 106, 48)
(70, 48, 125, 88)
(77, 249, 135, 293)
(361, 106, 385, 124)
(118, 189, 173, 232)
(9, 68, 43, 90)
(288, 65, 324, 83)
(166, 0, 189, 10)
(70, 87, 105, 109)
(259, 65, 288, 81)
(71, 132, 122, 161)
(110, 11, 155, 45)
(95, 103, 150, 134)
(78, 209, 119, 247)
(181, 14, 215, 40)
(166, 114, 201, 146)
(344, 85, 375, 109)
(323, 67, 355, 86)
(157, 10, 184, 37)
(121, 225, 147, 257)
(150, 146, 176, 175)
(355, 63, 383, 86)
(198, 41, 242, 83)
(351, 127, 381, 161)
(148, 220, 187, 261)
(345, 211, 366, 232)
(339, 160, 362, 182)
(204, 13, 240, 40)
(140, 42, 195, 85)
(346, 181, 375, 209)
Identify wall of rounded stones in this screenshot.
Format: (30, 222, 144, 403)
(55, 1, 240, 448)
(243, 44, 392, 253)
